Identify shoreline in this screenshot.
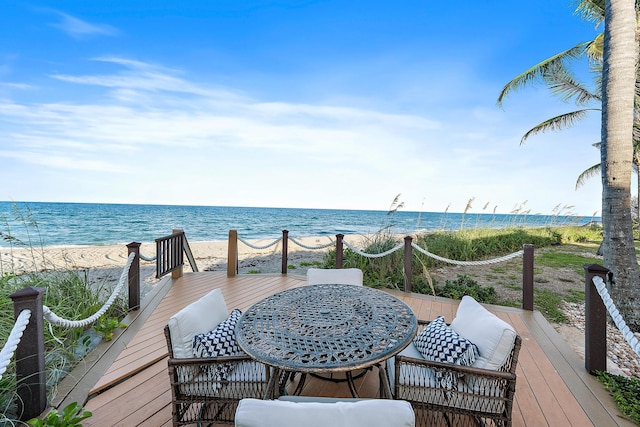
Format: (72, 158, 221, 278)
(0, 235, 374, 276)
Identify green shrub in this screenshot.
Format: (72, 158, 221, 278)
(28, 402, 91, 427)
(595, 371, 640, 424)
(323, 225, 601, 294)
(434, 275, 497, 304)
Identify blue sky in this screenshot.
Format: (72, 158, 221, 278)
(0, 1, 604, 216)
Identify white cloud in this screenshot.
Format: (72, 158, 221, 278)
(50, 12, 118, 39)
(0, 57, 603, 215)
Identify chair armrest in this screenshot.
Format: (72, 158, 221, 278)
(167, 354, 255, 366)
(395, 354, 516, 381)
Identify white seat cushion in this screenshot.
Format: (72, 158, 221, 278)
(306, 268, 363, 286)
(234, 398, 415, 427)
(389, 344, 508, 415)
(449, 296, 516, 370)
(167, 288, 229, 359)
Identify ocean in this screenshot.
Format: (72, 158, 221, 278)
(0, 201, 599, 248)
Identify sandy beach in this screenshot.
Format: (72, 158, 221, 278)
(0, 235, 372, 293)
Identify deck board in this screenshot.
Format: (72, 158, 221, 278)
(77, 272, 633, 426)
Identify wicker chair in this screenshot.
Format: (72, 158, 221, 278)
(164, 289, 271, 426)
(388, 297, 522, 427)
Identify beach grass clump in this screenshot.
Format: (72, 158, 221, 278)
(413, 227, 561, 268)
(0, 209, 128, 421)
(0, 268, 127, 417)
(323, 225, 603, 297)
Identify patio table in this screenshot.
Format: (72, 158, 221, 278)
(236, 283, 417, 399)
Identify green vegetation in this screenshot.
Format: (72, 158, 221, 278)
(595, 371, 640, 425)
(299, 260, 322, 267)
(28, 402, 92, 427)
(0, 209, 127, 422)
(322, 224, 602, 297)
(433, 274, 497, 305)
(533, 289, 568, 323)
(93, 316, 127, 342)
(536, 250, 601, 276)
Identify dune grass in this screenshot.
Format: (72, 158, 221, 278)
(322, 224, 603, 296)
(0, 212, 127, 422)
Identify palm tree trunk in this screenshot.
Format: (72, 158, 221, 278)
(600, 0, 640, 331)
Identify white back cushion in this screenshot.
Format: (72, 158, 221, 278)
(450, 296, 516, 370)
(306, 268, 363, 286)
(167, 288, 229, 359)
(234, 398, 415, 427)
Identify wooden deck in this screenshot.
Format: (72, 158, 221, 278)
(55, 272, 634, 426)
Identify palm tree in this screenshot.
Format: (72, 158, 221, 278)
(600, 0, 639, 330)
(498, 0, 640, 330)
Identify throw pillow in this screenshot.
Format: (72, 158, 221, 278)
(192, 308, 245, 380)
(414, 316, 479, 366)
(413, 316, 479, 388)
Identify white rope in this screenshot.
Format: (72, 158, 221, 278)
(411, 243, 524, 266)
(592, 276, 640, 357)
(238, 236, 282, 250)
(288, 236, 335, 250)
(138, 253, 156, 262)
(342, 240, 405, 258)
(42, 252, 135, 329)
(0, 309, 31, 379)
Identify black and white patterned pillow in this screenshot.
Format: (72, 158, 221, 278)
(413, 316, 479, 389)
(192, 308, 245, 380)
(414, 316, 478, 366)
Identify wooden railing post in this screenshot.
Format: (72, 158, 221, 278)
(126, 242, 141, 311)
(336, 234, 344, 268)
(9, 287, 46, 421)
(584, 264, 609, 374)
(228, 230, 238, 277)
(171, 229, 184, 279)
(404, 236, 413, 293)
(522, 244, 534, 311)
(281, 230, 289, 274)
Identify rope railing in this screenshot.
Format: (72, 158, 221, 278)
(592, 276, 640, 358)
(341, 238, 524, 266)
(0, 309, 32, 380)
(411, 243, 525, 266)
(288, 236, 335, 250)
(138, 252, 157, 262)
(342, 240, 405, 258)
(42, 252, 135, 329)
(238, 236, 282, 250)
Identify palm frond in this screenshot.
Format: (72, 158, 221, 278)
(542, 63, 601, 104)
(573, 0, 605, 27)
(586, 33, 604, 63)
(520, 109, 599, 144)
(497, 41, 591, 106)
(576, 163, 601, 189)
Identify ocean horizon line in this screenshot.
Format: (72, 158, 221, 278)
(0, 199, 600, 218)
(0, 201, 601, 248)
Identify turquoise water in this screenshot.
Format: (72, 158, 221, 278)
(0, 201, 599, 247)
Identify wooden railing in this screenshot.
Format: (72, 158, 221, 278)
(583, 264, 611, 374)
